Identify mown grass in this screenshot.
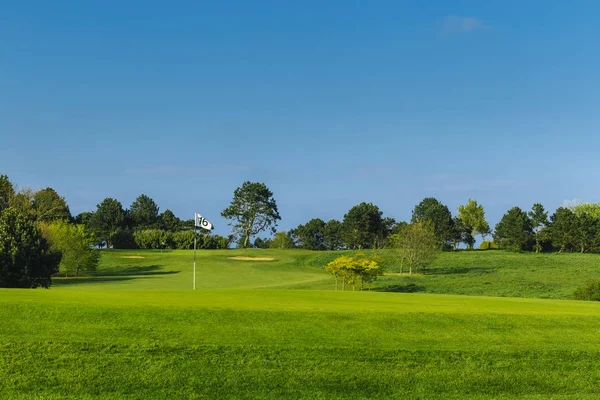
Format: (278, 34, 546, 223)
(2, 290, 600, 399)
(51, 249, 600, 300)
(2, 249, 600, 398)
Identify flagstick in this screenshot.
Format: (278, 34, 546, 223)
(193, 226, 197, 291)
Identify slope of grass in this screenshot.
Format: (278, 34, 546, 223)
(52, 249, 332, 291)
(54, 249, 600, 300)
(377, 250, 600, 299)
(2, 290, 600, 399)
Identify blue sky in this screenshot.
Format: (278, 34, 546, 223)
(1, 0, 599, 236)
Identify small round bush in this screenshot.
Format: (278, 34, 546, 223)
(573, 280, 600, 301)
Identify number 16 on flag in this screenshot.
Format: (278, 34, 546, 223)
(195, 213, 213, 231)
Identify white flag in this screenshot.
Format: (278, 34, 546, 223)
(194, 213, 214, 231)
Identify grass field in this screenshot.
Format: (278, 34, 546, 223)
(2, 249, 600, 399)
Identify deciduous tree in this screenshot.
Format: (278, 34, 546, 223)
(41, 220, 100, 277)
(548, 207, 578, 252)
(221, 181, 281, 248)
(389, 221, 440, 275)
(325, 253, 380, 291)
(458, 199, 490, 246)
(32, 187, 71, 222)
(269, 231, 294, 249)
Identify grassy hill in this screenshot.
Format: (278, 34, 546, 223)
(52, 249, 600, 299)
(2, 249, 600, 398)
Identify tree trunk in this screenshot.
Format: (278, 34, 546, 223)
(409, 264, 412, 276)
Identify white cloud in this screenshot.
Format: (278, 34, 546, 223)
(441, 15, 488, 37)
(562, 199, 585, 208)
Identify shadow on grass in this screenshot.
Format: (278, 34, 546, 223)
(91, 265, 179, 277)
(52, 265, 180, 287)
(375, 283, 425, 293)
(427, 266, 491, 275)
(52, 276, 140, 286)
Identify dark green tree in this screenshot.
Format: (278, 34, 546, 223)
(451, 216, 474, 250)
(253, 237, 272, 249)
(89, 198, 126, 249)
(130, 194, 159, 229)
(221, 181, 281, 248)
(0, 208, 60, 288)
(323, 219, 344, 250)
(159, 209, 181, 232)
(493, 207, 533, 252)
(528, 203, 548, 253)
(74, 211, 94, 226)
(31, 187, 71, 222)
(376, 217, 397, 249)
(411, 198, 454, 247)
(548, 207, 578, 252)
(0, 174, 15, 212)
(341, 202, 384, 249)
(295, 218, 326, 250)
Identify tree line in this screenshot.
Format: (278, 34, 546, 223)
(234, 183, 600, 255)
(0, 174, 231, 287)
(3, 173, 600, 288)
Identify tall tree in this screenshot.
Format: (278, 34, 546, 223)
(89, 198, 126, 249)
(528, 203, 548, 253)
(389, 221, 440, 275)
(159, 209, 181, 232)
(451, 216, 474, 250)
(31, 187, 71, 222)
(548, 207, 578, 252)
(0, 174, 15, 212)
(295, 218, 326, 250)
(341, 202, 384, 249)
(575, 213, 600, 254)
(221, 181, 281, 248)
(411, 198, 454, 247)
(323, 219, 344, 250)
(129, 194, 159, 229)
(493, 207, 533, 252)
(0, 208, 60, 288)
(457, 199, 490, 246)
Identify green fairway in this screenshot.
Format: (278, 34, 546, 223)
(51, 249, 600, 299)
(51, 249, 333, 291)
(2, 249, 600, 399)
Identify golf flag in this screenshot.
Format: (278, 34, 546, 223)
(194, 213, 213, 231)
